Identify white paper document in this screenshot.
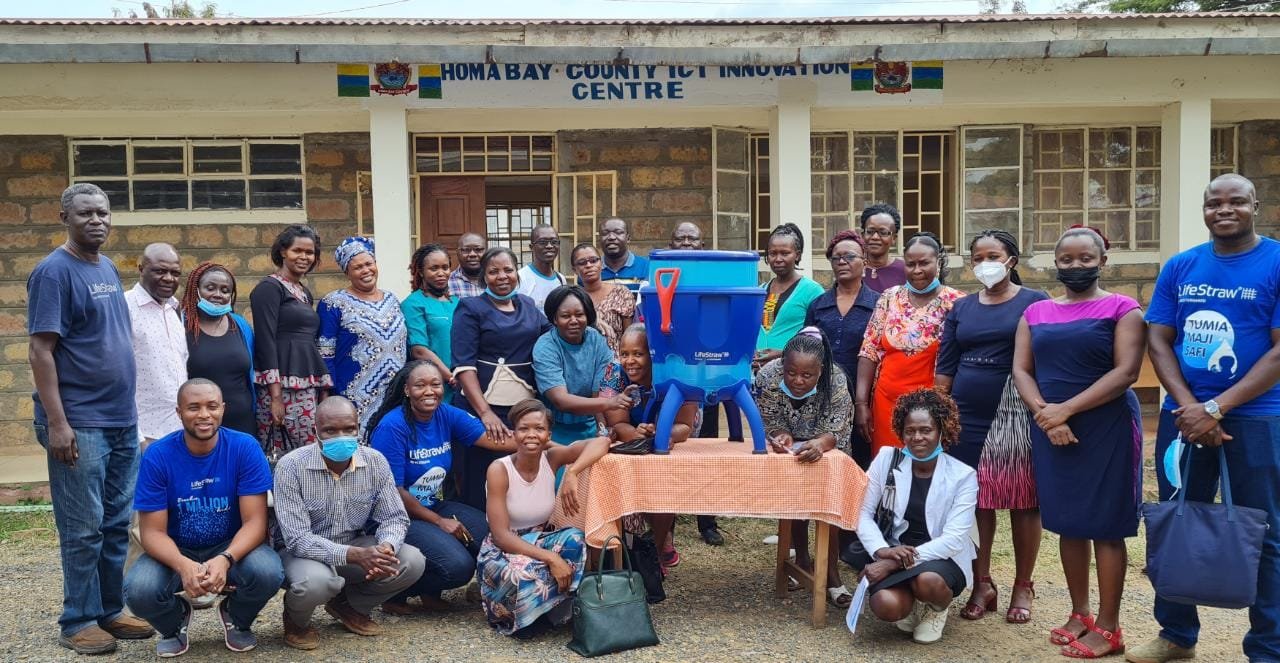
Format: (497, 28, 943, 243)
(846, 576, 870, 636)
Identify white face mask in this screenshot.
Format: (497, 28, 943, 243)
(973, 260, 1009, 289)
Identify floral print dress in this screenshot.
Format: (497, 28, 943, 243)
(858, 285, 964, 454)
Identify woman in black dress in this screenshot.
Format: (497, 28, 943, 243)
(179, 262, 257, 436)
(250, 225, 331, 450)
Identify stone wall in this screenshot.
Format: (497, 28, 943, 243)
(1240, 120, 1280, 239)
(0, 132, 366, 452)
(557, 128, 712, 253)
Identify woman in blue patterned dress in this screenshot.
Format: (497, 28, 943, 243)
(317, 236, 408, 433)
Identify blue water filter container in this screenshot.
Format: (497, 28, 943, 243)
(640, 250, 768, 454)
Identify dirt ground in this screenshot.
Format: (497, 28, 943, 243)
(0, 506, 1254, 662)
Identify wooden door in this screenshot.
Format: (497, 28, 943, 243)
(418, 176, 486, 250)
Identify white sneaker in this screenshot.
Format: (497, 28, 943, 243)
(895, 600, 925, 633)
(913, 604, 949, 644)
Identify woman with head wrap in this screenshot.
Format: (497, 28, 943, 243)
(317, 236, 408, 433)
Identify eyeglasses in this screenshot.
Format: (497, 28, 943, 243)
(830, 253, 865, 265)
(862, 228, 895, 238)
(531, 239, 561, 247)
(573, 256, 601, 268)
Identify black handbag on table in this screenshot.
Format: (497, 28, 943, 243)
(840, 449, 905, 570)
(567, 535, 660, 657)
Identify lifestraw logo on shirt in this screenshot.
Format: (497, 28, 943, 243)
(1177, 283, 1259, 302)
(1183, 310, 1238, 377)
(408, 441, 451, 461)
(88, 282, 119, 299)
(190, 477, 220, 490)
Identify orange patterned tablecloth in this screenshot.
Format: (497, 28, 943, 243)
(552, 438, 870, 547)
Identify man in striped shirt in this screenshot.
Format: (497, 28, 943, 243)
(273, 397, 424, 650)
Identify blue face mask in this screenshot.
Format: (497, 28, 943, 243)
(1164, 434, 1186, 492)
(779, 380, 818, 400)
(907, 444, 943, 463)
(484, 287, 517, 301)
(905, 278, 941, 295)
(197, 297, 233, 317)
(320, 435, 359, 463)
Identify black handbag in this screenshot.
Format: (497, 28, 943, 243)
(567, 536, 660, 657)
(1143, 445, 1268, 609)
(610, 435, 654, 456)
(840, 449, 905, 569)
(604, 531, 665, 604)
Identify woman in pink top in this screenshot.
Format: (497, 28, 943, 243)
(477, 399, 610, 638)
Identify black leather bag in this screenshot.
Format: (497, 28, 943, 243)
(840, 449, 904, 569)
(603, 531, 665, 604)
(610, 435, 654, 456)
(567, 536, 660, 657)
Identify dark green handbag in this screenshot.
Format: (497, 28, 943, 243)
(566, 535, 660, 657)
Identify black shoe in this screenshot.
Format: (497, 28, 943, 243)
(700, 527, 724, 546)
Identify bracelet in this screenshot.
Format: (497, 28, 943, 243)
(217, 551, 235, 566)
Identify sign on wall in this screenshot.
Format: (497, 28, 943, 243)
(335, 60, 944, 107)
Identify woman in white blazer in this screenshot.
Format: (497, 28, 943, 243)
(856, 388, 978, 644)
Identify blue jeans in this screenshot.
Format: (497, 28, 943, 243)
(1153, 409, 1280, 661)
(124, 542, 283, 637)
(395, 501, 490, 601)
(34, 424, 139, 637)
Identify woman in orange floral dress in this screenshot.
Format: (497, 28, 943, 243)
(855, 232, 964, 455)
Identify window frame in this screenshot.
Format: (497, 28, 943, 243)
(1030, 124, 1162, 253)
(959, 124, 1024, 249)
(68, 136, 306, 225)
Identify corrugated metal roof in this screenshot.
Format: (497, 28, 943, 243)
(2, 13, 1279, 27)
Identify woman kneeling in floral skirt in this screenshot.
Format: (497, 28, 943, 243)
(477, 399, 610, 638)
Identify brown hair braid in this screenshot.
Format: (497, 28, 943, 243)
(180, 261, 238, 345)
(891, 387, 961, 449)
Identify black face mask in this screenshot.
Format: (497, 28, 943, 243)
(1056, 266, 1101, 293)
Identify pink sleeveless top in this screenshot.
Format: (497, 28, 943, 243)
(498, 453, 556, 531)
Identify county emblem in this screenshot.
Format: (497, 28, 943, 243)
(371, 61, 418, 96)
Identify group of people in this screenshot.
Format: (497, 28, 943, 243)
(26, 173, 1280, 662)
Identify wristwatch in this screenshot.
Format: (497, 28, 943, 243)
(1204, 399, 1224, 421)
(217, 551, 236, 566)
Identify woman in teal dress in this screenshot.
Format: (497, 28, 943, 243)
(755, 223, 825, 368)
(402, 243, 459, 402)
(532, 285, 634, 445)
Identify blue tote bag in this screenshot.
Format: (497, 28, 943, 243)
(1142, 446, 1268, 609)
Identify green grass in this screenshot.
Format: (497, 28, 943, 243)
(0, 510, 56, 542)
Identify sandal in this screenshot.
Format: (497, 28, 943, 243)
(1061, 623, 1124, 658)
(827, 585, 853, 609)
(960, 576, 997, 620)
(1006, 579, 1035, 624)
(1051, 612, 1096, 646)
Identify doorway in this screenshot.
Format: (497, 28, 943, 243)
(416, 175, 553, 267)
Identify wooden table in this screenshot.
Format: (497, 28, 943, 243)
(552, 438, 868, 627)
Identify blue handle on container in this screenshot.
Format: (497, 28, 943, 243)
(654, 268, 680, 335)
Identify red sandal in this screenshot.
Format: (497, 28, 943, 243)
(1050, 612, 1095, 646)
(1061, 623, 1124, 658)
(960, 576, 997, 620)
(1006, 579, 1035, 624)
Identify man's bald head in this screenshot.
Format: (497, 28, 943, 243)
(316, 396, 360, 442)
(138, 242, 181, 302)
(1205, 173, 1256, 201)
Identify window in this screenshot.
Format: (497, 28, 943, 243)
(961, 126, 1023, 246)
(487, 204, 551, 266)
(1211, 125, 1238, 179)
(1031, 127, 1159, 252)
(810, 133, 852, 254)
(70, 138, 304, 212)
(414, 134, 555, 174)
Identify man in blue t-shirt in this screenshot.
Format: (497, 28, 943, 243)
(597, 217, 650, 291)
(124, 379, 283, 657)
(27, 183, 154, 654)
(1136, 174, 1280, 663)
